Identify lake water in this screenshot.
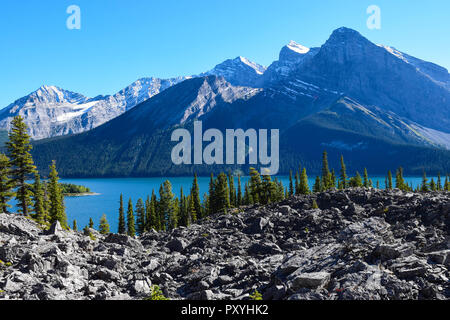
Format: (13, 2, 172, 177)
(49, 175, 433, 233)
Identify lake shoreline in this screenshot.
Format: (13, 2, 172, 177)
(63, 192, 101, 198)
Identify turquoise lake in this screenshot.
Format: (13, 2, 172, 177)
(46, 176, 434, 233)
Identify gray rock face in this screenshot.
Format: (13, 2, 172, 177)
(0, 189, 449, 300)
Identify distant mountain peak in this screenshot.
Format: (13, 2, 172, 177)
(286, 40, 310, 54)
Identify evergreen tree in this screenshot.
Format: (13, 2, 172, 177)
(135, 198, 146, 235)
(118, 193, 126, 234)
(376, 180, 380, 189)
(330, 169, 336, 189)
(294, 172, 300, 195)
(387, 171, 393, 190)
(89, 217, 94, 229)
(421, 171, 429, 192)
(0, 154, 14, 214)
(363, 168, 369, 188)
(48, 161, 67, 228)
(249, 167, 262, 204)
(430, 178, 437, 191)
(7, 116, 36, 215)
(236, 175, 242, 206)
(339, 155, 347, 189)
(127, 198, 135, 236)
(313, 176, 321, 193)
(228, 173, 236, 207)
(437, 173, 442, 191)
(187, 195, 196, 225)
(32, 172, 47, 225)
(149, 190, 160, 230)
(191, 174, 202, 219)
(73, 219, 77, 231)
(321, 151, 332, 191)
(159, 181, 176, 230)
(288, 170, 294, 197)
(215, 173, 230, 213)
(99, 214, 110, 235)
(299, 168, 310, 195)
(178, 187, 187, 227)
(445, 175, 449, 191)
(349, 172, 363, 187)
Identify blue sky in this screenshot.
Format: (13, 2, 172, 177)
(1, 0, 449, 107)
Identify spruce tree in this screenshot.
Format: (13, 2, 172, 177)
(159, 181, 176, 230)
(118, 193, 126, 234)
(421, 171, 429, 192)
(99, 214, 110, 235)
(249, 168, 262, 204)
(294, 172, 300, 195)
(313, 176, 321, 193)
(191, 174, 202, 219)
(89, 217, 94, 229)
(136, 198, 146, 235)
(321, 151, 331, 191)
(127, 198, 135, 236)
(0, 154, 14, 214)
(387, 171, 393, 190)
(289, 170, 294, 196)
(339, 155, 347, 189)
(7, 116, 36, 215)
(363, 168, 369, 188)
(48, 161, 67, 228)
(299, 168, 310, 195)
(216, 173, 230, 213)
(73, 219, 77, 231)
(149, 190, 160, 230)
(430, 178, 436, 191)
(437, 173, 442, 191)
(236, 175, 242, 206)
(208, 173, 215, 215)
(32, 172, 47, 225)
(228, 173, 236, 207)
(179, 187, 187, 227)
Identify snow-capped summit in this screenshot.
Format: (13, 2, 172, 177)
(201, 56, 266, 87)
(286, 40, 310, 54)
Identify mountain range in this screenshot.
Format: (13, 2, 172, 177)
(2, 27, 450, 176)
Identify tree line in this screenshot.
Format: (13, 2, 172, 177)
(114, 151, 450, 236)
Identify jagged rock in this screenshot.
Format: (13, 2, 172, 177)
(290, 272, 331, 290)
(47, 221, 64, 236)
(166, 239, 187, 252)
(0, 189, 448, 300)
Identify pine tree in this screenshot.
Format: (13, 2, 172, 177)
(387, 171, 393, 190)
(313, 176, 321, 193)
(127, 198, 135, 236)
(294, 172, 300, 195)
(289, 170, 294, 197)
(339, 155, 347, 189)
(149, 190, 160, 230)
(445, 175, 449, 191)
(330, 169, 336, 189)
(236, 175, 242, 206)
(135, 198, 146, 235)
(159, 180, 176, 230)
(178, 187, 188, 227)
(191, 174, 202, 219)
(376, 180, 380, 189)
(48, 161, 67, 228)
(0, 154, 14, 214)
(349, 172, 363, 187)
(249, 168, 262, 204)
(430, 178, 437, 191)
(89, 217, 94, 229)
(73, 219, 77, 231)
(321, 151, 332, 191)
(118, 193, 126, 234)
(99, 214, 110, 235)
(299, 168, 310, 195)
(228, 173, 236, 207)
(421, 171, 429, 192)
(7, 116, 37, 215)
(32, 172, 47, 225)
(187, 195, 196, 225)
(363, 168, 369, 188)
(215, 173, 230, 213)
(437, 173, 442, 191)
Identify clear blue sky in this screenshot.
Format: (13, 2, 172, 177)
(1, 0, 449, 107)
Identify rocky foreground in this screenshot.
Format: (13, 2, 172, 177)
(0, 189, 449, 300)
